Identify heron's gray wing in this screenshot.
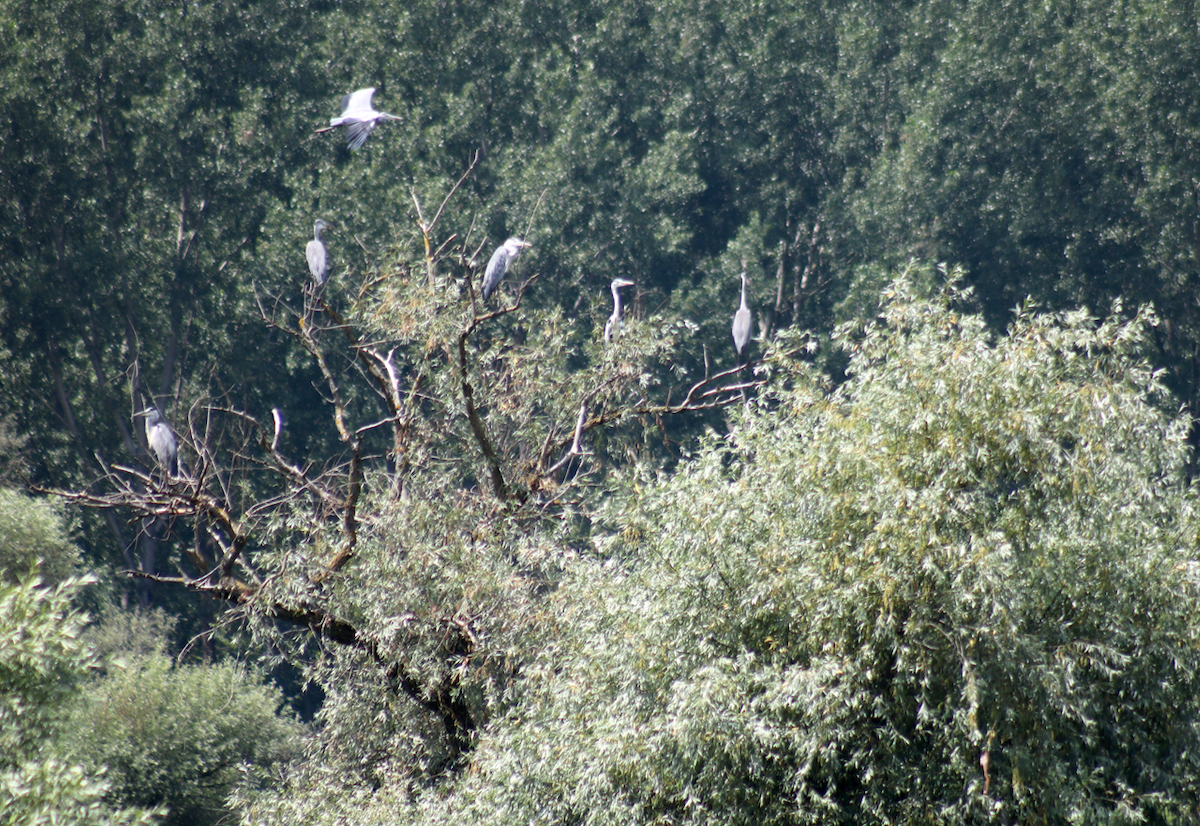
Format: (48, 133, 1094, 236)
(307, 239, 327, 284)
(732, 307, 752, 354)
(345, 119, 375, 150)
(482, 246, 510, 300)
(348, 87, 376, 111)
(164, 437, 179, 478)
(340, 93, 352, 113)
(149, 422, 180, 477)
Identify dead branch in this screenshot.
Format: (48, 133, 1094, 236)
(535, 358, 768, 483)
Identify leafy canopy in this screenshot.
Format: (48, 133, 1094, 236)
(328, 269, 1200, 825)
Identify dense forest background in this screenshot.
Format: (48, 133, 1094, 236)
(4, 0, 1200, 823)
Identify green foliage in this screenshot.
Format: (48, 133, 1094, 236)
(9, 0, 1200, 821)
(11, 0, 1200, 583)
(59, 652, 303, 826)
(292, 270, 1200, 825)
(0, 572, 93, 763)
(0, 572, 161, 826)
(830, 0, 1200, 412)
(0, 489, 81, 585)
(227, 212, 722, 795)
(0, 758, 159, 826)
(81, 607, 176, 667)
(0, 0, 333, 558)
(0, 566, 298, 825)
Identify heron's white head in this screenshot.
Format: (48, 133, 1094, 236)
(134, 407, 164, 426)
(505, 237, 532, 255)
(314, 218, 331, 236)
(611, 278, 635, 290)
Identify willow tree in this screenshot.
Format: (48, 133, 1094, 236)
(305, 269, 1200, 826)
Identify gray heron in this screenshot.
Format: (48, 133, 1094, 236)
(732, 271, 752, 362)
(604, 278, 635, 344)
(134, 407, 179, 479)
(306, 219, 331, 285)
(481, 237, 531, 301)
(329, 88, 400, 150)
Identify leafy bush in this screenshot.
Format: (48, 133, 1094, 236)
(0, 572, 159, 826)
(61, 652, 304, 826)
(0, 489, 81, 586)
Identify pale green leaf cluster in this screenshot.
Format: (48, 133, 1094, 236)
(0, 488, 81, 586)
(0, 758, 159, 826)
(274, 268, 1200, 825)
(59, 652, 304, 826)
(0, 572, 94, 761)
(0, 573, 161, 826)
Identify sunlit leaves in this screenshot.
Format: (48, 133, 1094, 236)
(0, 572, 161, 826)
(393, 270, 1200, 825)
(61, 652, 303, 826)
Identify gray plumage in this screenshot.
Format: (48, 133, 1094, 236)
(306, 219, 330, 285)
(135, 407, 179, 478)
(481, 237, 531, 301)
(328, 87, 400, 150)
(732, 271, 752, 360)
(604, 278, 635, 344)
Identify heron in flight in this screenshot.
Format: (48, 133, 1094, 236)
(328, 88, 400, 150)
(481, 237, 532, 301)
(732, 271, 752, 362)
(134, 407, 179, 479)
(306, 219, 331, 286)
(604, 278, 635, 344)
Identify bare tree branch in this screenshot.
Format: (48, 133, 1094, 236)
(535, 358, 769, 483)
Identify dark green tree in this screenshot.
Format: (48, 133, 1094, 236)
(0, 488, 81, 585)
(0, 0, 332, 597)
(830, 0, 1200, 414)
(60, 647, 303, 826)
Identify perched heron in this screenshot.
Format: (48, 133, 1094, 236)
(732, 271, 752, 362)
(306, 219, 331, 286)
(134, 407, 179, 479)
(328, 87, 400, 150)
(481, 237, 532, 301)
(604, 278, 635, 344)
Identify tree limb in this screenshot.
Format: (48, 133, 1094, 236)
(126, 568, 477, 770)
(457, 331, 510, 500)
